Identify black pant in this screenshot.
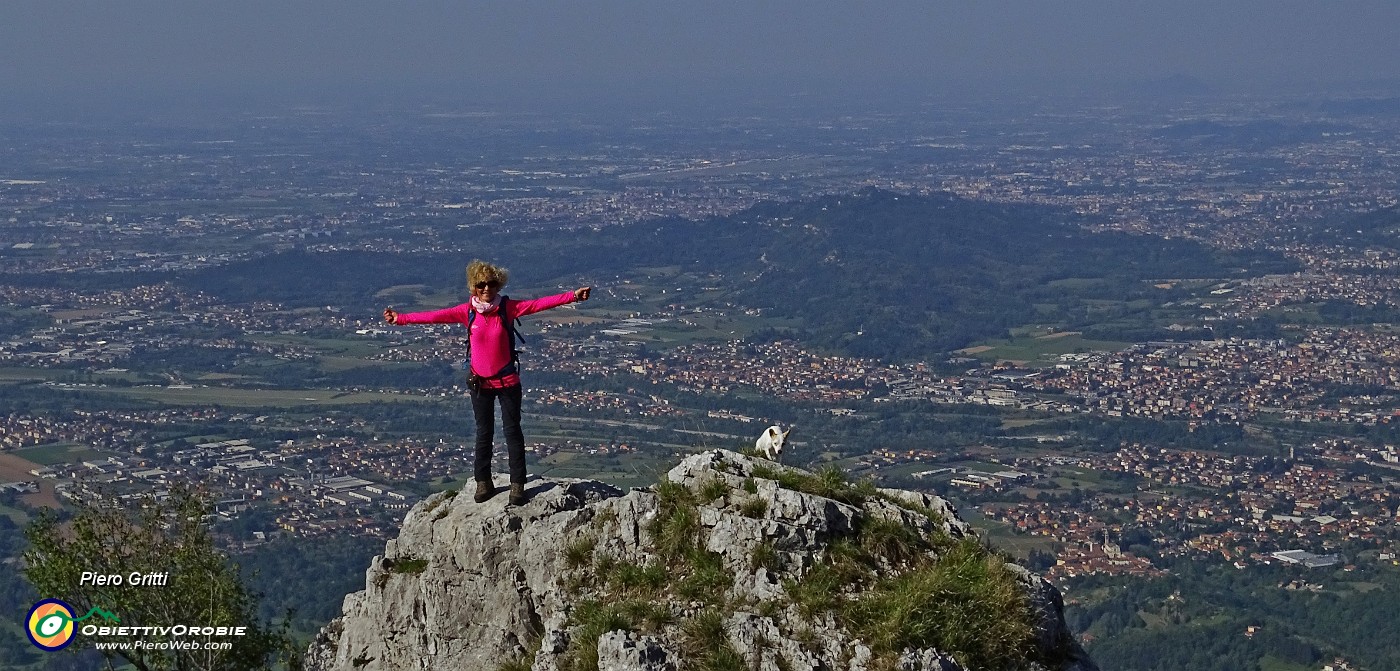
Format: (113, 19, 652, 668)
(470, 384, 526, 484)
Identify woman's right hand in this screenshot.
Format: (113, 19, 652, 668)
(383, 307, 399, 325)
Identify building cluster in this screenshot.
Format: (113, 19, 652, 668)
(979, 443, 1397, 580)
(1021, 331, 1400, 423)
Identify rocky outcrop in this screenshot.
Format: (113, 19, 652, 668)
(306, 450, 1097, 671)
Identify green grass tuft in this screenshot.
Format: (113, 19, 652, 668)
(561, 600, 671, 671)
(845, 538, 1034, 671)
(698, 478, 730, 502)
(650, 480, 701, 561)
(750, 541, 781, 573)
(857, 516, 932, 567)
(751, 463, 872, 506)
(565, 536, 597, 570)
(681, 610, 746, 671)
(679, 550, 733, 600)
(738, 496, 768, 518)
(495, 627, 543, 671)
(604, 560, 669, 596)
(561, 600, 637, 671)
(785, 564, 844, 619)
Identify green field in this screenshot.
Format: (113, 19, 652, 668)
(0, 368, 60, 383)
(317, 356, 417, 373)
(962, 330, 1129, 365)
(16, 443, 116, 466)
(429, 449, 679, 494)
(69, 385, 436, 408)
(956, 506, 1057, 560)
(245, 334, 386, 358)
(534, 449, 677, 490)
(1258, 657, 1312, 671)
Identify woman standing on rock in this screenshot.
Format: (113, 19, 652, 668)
(383, 260, 591, 506)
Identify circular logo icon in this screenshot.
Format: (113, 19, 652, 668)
(26, 599, 77, 651)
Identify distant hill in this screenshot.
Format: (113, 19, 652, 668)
(181, 190, 1294, 359)
(527, 189, 1291, 358)
(1302, 205, 1400, 250)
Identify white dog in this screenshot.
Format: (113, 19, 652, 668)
(755, 425, 791, 461)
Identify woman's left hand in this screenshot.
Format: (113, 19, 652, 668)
(574, 287, 592, 301)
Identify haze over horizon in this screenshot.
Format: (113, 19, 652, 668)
(3, 1, 1400, 116)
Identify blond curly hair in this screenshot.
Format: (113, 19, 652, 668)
(466, 260, 509, 288)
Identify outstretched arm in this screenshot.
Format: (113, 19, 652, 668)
(384, 304, 472, 325)
(510, 287, 592, 319)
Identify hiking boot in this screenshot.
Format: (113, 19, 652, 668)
(473, 480, 497, 503)
(509, 483, 527, 506)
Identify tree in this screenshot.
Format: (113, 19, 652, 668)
(23, 489, 298, 671)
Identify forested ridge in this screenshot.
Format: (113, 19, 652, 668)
(174, 189, 1294, 360)
(1070, 561, 1400, 671)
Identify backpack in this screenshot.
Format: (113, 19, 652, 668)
(463, 296, 527, 380)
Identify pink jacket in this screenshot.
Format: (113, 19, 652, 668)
(396, 292, 577, 388)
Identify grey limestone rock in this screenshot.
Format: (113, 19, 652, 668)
(899, 648, 969, 671)
(595, 631, 676, 671)
(305, 450, 1097, 671)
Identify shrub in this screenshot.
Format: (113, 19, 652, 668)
(384, 557, 428, 574)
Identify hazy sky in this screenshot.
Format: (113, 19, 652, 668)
(3, 1, 1399, 111)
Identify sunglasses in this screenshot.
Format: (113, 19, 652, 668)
(473, 281, 501, 290)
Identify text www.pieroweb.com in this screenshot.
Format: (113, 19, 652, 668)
(94, 640, 233, 651)
(81, 624, 246, 652)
